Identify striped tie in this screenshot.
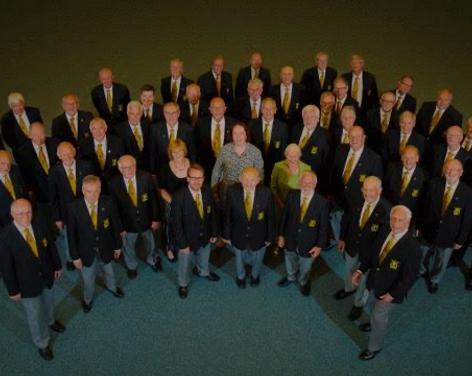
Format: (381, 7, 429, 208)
(299, 195, 309, 223)
(400, 171, 410, 197)
(342, 153, 355, 184)
(90, 204, 98, 230)
(282, 86, 290, 114)
(70, 116, 78, 139)
(195, 192, 204, 219)
(18, 114, 29, 136)
(106, 89, 113, 112)
(352, 76, 360, 102)
(244, 191, 253, 220)
(128, 179, 138, 207)
(171, 80, 178, 102)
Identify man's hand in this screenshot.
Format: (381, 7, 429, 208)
(55, 221, 64, 231)
(120, 231, 127, 237)
(379, 292, 394, 303)
(308, 246, 321, 259)
(351, 270, 362, 286)
(73, 259, 83, 270)
(54, 270, 62, 279)
(210, 237, 217, 244)
(113, 249, 121, 259)
(277, 236, 285, 248)
(180, 247, 191, 254)
(221, 238, 231, 245)
(151, 221, 160, 231)
(10, 293, 21, 302)
(337, 240, 346, 252)
(453, 243, 462, 250)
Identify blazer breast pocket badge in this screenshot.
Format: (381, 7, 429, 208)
(411, 189, 419, 198)
(42, 238, 48, 247)
(103, 218, 110, 228)
(275, 141, 281, 149)
(295, 103, 299, 110)
(118, 104, 123, 112)
(308, 219, 317, 227)
(359, 174, 366, 183)
(258, 211, 265, 220)
(389, 259, 400, 270)
(371, 224, 379, 232)
(142, 193, 148, 202)
(112, 158, 117, 166)
(311, 146, 318, 155)
(207, 205, 211, 214)
(453, 207, 461, 216)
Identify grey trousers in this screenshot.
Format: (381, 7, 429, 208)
(122, 229, 157, 270)
(80, 256, 117, 304)
(421, 245, 453, 284)
(232, 246, 266, 279)
(21, 286, 55, 349)
(284, 249, 314, 286)
(177, 244, 211, 287)
(365, 290, 396, 352)
(330, 208, 344, 242)
(55, 226, 71, 262)
(344, 252, 369, 307)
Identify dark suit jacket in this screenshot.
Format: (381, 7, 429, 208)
(235, 66, 271, 99)
(426, 145, 472, 181)
(149, 121, 196, 174)
(197, 71, 234, 108)
(51, 110, 93, 147)
(416, 102, 463, 146)
(382, 129, 425, 165)
(0, 107, 43, 157)
(67, 195, 122, 266)
(224, 183, 275, 251)
(334, 96, 360, 126)
(364, 108, 399, 154)
(195, 116, 235, 176)
(109, 170, 160, 233)
(340, 197, 391, 261)
(234, 96, 261, 124)
(115, 120, 151, 170)
(48, 160, 94, 222)
(90, 83, 130, 128)
(16, 138, 59, 203)
(390, 89, 416, 113)
(180, 99, 209, 127)
(330, 145, 383, 210)
(249, 118, 288, 184)
(171, 184, 218, 252)
(268, 83, 304, 127)
(418, 178, 472, 248)
(160, 76, 193, 105)
(342, 71, 379, 113)
(279, 190, 329, 256)
(0, 166, 27, 227)
(301, 66, 337, 105)
(359, 229, 422, 304)
(142, 103, 164, 126)
(0, 220, 61, 298)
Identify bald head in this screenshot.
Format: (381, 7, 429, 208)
(436, 88, 453, 110)
(446, 125, 463, 150)
(0, 150, 12, 174)
(300, 170, 317, 193)
(118, 155, 137, 179)
(240, 167, 260, 190)
(57, 141, 76, 166)
(380, 91, 396, 112)
(390, 205, 412, 234)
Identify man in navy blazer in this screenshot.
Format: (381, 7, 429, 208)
(139, 84, 164, 125)
(390, 75, 417, 114)
(301, 51, 337, 106)
(235, 52, 271, 99)
(234, 78, 264, 124)
(160, 58, 193, 105)
(197, 55, 234, 109)
(179, 84, 209, 127)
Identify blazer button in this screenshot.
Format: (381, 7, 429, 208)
(95, 237, 99, 241)
(247, 226, 251, 230)
(439, 220, 443, 224)
(376, 268, 380, 271)
(298, 229, 302, 233)
(136, 210, 140, 215)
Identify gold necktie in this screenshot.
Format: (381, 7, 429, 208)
(145, 109, 152, 122)
(128, 179, 137, 207)
(341, 132, 349, 144)
(381, 113, 389, 133)
(216, 75, 221, 96)
(359, 203, 371, 229)
(263, 123, 271, 152)
(169, 127, 176, 142)
(67, 168, 76, 196)
(441, 185, 453, 215)
(464, 138, 471, 152)
(378, 233, 396, 265)
(336, 101, 343, 114)
(321, 112, 329, 128)
(70, 116, 78, 139)
(96, 143, 105, 170)
(213, 123, 221, 156)
(191, 104, 198, 126)
(396, 96, 403, 110)
(251, 102, 258, 119)
(299, 194, 309, 223)
(38, 146, 49, 174)
(352, 76, 360, 102)
(253, 69, 259, 79)
(24, 227, 38, 258)
(244, 191, 253, 220)
(445, 151, 454, 161)
(299, 131, 310, 149)
(3, 174, 16, 199)
(429, 109, 441, 134)
(171, 80, 178, 102)
(342, 152, 356, 184)
(106, 89, 113, 112)
(90, 204, 98, 230)
(400, 171, 410, 197)
(399, 133, 408, 153)
(319, 71, 325, 87)
(195, 192, 204, 219)
(282, 86, 290, 114)
(133, 126, 143, 151)
(18, 114, 29, 136)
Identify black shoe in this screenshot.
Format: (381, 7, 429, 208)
(127, 269, 138, 279)
(206, 272, 220, 282)
(49, 321, 66, 333)
(178, 286, 188, 299)
(359, 323, 371, 332)
(348, 306, 364, 321)
(358, 349, 381, 361)
(250, 276, 260, 287)
(466, 276, 472, 291)
(299, 283, 310, 296)
(277, 277, 294, 287)
(333, 288, 356, 300)
(111, 287, 125, 298)
(38, 346, 53, 361)
(427, 281, 439, 294)
(82, 301, 92, 313)
(153, 257, 163, 272)
(66, 261, 75, 271)
(236, 277, 246, 289)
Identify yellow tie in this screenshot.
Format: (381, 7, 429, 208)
(3, 174, 16, 199)
(70, 116, 78, 139)
(336, 101, 343, 114)
(321, 112, 329, 128)
(300, 194, 309, 223)
(263, 123, 271, 152)
(18, 114, 29, 136)
(253, 69, 259, 79)
(67, 168, 76, 196)
(128, 179, 138, 207)
(381, 113, 389, 133)
(282, 86, 290, 114)
(23, 227, 39, 258)
(191, 104, 198, 126)
(429, 109, 441, 134)
(38, 146, 49, 174)
(341, 132, 349, 144)
(445, 151, 454, 162)
(251, 102, 258, 119)
(359, 203, 371, 229)
(245, 191, 253, 220)
(171, 80, 178, 102)
(400, 171, 410, 197)
(342, 152, 356, 184)
(463, 138, 471, 152)
(352, 76, 360, 102)
(96, 143, 105, 170)
(133, 126, 143, 151)
(213, 123, 221, 156)
(195, 192, 204, 219)
(90, 204, 98, 230)
(169, 127, 176, 142)
(396, 96, 403, 110)
(441, 185, 453, 215)
(399, 133, 408, 153)
(378, 233, 396, 265)
(106, 89, 113, 112)
(319, 71, 325, 87)
(299, 131, 310, 149)
(145, 108, 151, 122)
(216, 75, 221, 96)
